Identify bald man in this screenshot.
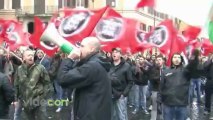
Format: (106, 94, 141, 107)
(59, 37, 112, 120)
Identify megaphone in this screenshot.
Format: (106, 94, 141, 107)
(40, 23, 77, 54)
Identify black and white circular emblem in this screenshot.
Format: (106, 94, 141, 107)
(147, 25, 168, 47)
(95, 17, 123, 42)
(58, 11, 91, 37)
(136, 30, 146, 43)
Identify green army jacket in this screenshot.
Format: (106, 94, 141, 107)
(14, 63, 53, 109)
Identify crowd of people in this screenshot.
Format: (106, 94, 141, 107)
(0, 37, 213, 120)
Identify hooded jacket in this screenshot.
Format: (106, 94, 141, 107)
(59, 53, 112, 120)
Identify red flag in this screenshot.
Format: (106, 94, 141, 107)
(106, 7, 122, 17)
(125, 19, 153, 53)
(29, 17, 45, 47)
(166, 34, 188, 66)
(4, 20, 29, 50)
(183, 25, 201, 41)
(58, 6, 108, 44)
(136, 0, 155, 8)
(91, 8, 129, 52)
(201, 38, 213, 56)
(176, 35, 188, 53)
(145, 19, 177, 55)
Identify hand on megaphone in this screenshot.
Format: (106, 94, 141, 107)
(68, 48, 81, 60)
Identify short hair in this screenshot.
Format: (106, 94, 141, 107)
(22, 49, 35, 59)
(156, 54, 166, 62)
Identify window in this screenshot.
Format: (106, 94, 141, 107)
(142, 24, 147, 31)
(67, 0, 76, 8)
(160, 13, 164, 19)
(148, 8, 154, 15)
(34, 0, 45, 14)
(139, 23, 147, 31)
(76, 0, 88, 8)
(106, 0, 116, 7)
(12, 0, 20, 9)
(58, 0, 62, 8)
(156, 11, 160, 17)
(0, 0, 4, 9)
(148, 25, 152, 32)
(28, 22, 34, 34)
(59, 0, 88, 8)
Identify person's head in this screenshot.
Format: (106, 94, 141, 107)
(23, 49, 35, 66)
(79, 37, 101, 59)
(156, 54, 166, 67)
(171, 53, 184, 67)
(146, 54, 151, 60)
(151, 55, 156, 60)
(137, 55, 145, 65)
(36, 49, 44, 59)
(112, 47, 122, 61)
(126, 50, 132, 58)
(15, 49, 22, 58)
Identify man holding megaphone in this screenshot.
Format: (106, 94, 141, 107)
(57, 37, 112, 120)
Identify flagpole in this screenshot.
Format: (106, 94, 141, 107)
(40, 53, 46, 64)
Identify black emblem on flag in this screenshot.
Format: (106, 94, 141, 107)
(147, 25, 168, 47)
(59, 11, 91, 37)
(95, 18, 123, 42)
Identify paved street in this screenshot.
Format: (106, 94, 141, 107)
(7, 100, 213, 120)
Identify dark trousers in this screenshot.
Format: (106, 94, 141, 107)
(24, 106, 48, 120)
(205, 85, 213, 112)
(163, 104, 187, 120)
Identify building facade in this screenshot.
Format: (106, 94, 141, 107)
(0, 0, 182, 34)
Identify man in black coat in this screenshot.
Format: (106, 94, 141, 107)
(160, 51, 200, 120)
(0, 72, 14, 119)
(109, 48, 134, 120)
(58, 37, 112, 120)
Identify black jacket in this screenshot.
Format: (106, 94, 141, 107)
(160, 66, 191, 106)
(59, 53, 112, 120)
(148, 64, 161, 91)
(0, 72, 14, 118)
(134, 66, 149, 86)
(0, 56, 6, 73)
(188, 58, 203, 79)
(48, 54, 62, 81)
(109, 58, 134, 99)
(202, 60, 213, 86)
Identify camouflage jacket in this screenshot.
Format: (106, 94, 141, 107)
(14, 63, 53, 109)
